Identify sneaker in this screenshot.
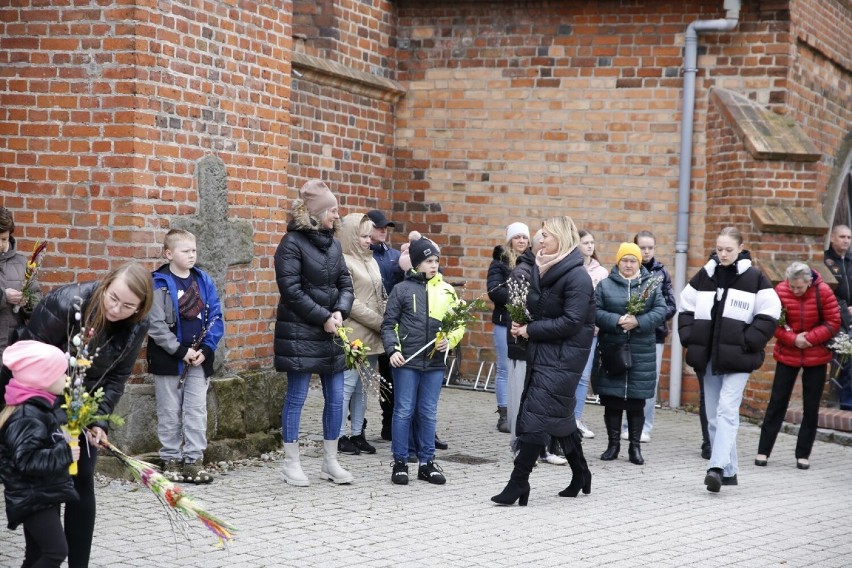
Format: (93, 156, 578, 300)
(391, 460, 409, 485)
(640, 430, 651, 443)
(417, 461, 446, 485)
(337, 436, 361, 455)
(704, 468, 723, 493)
(538, 452, 567, 466)
(721, 474, 738, 486)
(182, 460, 213, 484)
(162, 459, 184, 482)
(576, 420, 595, 439)
(349, 434, 376, 455)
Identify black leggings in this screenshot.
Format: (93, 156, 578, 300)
(64, 436, 97, 568)
(21, 505, 67, 568)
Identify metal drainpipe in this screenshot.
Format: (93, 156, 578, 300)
(670, 0, 741, 408)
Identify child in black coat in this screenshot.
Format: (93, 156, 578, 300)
(0, 340, 78, 567)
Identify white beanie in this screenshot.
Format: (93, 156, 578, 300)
(506, 222, 530, 242)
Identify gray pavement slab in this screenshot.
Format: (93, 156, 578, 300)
(2, 384, 851, 567)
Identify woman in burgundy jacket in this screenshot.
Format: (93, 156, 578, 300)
(756, 262, 841, 470)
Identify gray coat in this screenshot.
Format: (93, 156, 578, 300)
(0, 237, 39, 357)
(592, 266, 666, 401)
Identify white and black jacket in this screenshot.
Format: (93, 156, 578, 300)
(678, 252, 780, 375)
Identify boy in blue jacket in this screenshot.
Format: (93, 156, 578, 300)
(148, 229, 224, 484)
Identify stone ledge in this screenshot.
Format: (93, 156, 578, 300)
(711, 87, 821, 162)
(758, 259, 837, 287)
(292, 51, 406, 103)
(785, 406, 852, 433)
(751, 206, 828, 235)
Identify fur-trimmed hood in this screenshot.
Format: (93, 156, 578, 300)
(287, 198, 341, 233)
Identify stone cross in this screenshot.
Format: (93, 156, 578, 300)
(169, 155, 254, 373)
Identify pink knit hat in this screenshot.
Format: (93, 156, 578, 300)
(299, 180, 338, 217)
(2, 340, 68, 391)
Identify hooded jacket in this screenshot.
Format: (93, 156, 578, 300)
(487, 245, 512, 326)
(773, 270, 840, 368)
(381, 271, 464, 371)
(148, 264, 224, 377)
(592, 265, 667, 400)
(515, 248, 595, 442)
(1, 282, 149, 431)
(678, 251, 781, 375)
(0, 396, 78, 529)
(370, 242, 403, 294)
(642, 257, 678, 343)
(274, 203, 354, 374)
(340, 213, 386, 354)
(0, 236, 39, 357)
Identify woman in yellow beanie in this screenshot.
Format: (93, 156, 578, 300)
(592, 242, 666, 466)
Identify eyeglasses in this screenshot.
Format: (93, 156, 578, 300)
(106, 291, 139, 312)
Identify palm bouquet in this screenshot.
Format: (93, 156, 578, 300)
(62, 296, 124, 475)
(828, 332, 852, 390)
(415, 290, 487, 362)
(335, 326, 390, 402)
(626, 275, 663, 315)
(13, 239, 47, 314)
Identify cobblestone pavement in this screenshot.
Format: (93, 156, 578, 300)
(2, 384, 851, 567)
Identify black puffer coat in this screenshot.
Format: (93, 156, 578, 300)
(274, 213, 354, 374)
(515, 248, 595, 443)
(678, 252, 780, 375)
(506, 248, 535, 362)
(0, 396, 78, 529)
(487, 246, 511, 326)
(592, 265, 667, 400)
(0, 282, 149, 430)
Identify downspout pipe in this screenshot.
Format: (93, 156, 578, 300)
(670, 0, 741, 408)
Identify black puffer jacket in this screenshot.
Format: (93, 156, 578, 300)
(506, 248, 535, 362)
(678, 252, 781, 375)
(515, 248, 595, 443)
(0, 282, 149, 431)
(0, 396, 78, 529)
(487, 246, 511, 326)
(274, 214, 354, 374)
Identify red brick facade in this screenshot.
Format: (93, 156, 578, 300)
(2, 1, 851, 418)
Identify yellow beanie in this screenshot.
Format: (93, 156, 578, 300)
(615, 242, 642, 265)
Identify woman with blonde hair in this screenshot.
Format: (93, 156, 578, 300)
(492, 215, 596, 505)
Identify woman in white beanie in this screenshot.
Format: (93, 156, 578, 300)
(274, 180, 355, 487)
(487, 222, 530, 433)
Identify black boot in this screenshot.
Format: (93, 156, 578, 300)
(627, 410, 645, 465)
(699, 374, 711, 459)
(491, 442, 540, 506)
(600, 408, 621, 461)
(558, 436, 592, 497)
(496, 407, 510, 433)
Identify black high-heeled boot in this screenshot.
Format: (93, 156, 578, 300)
(627, 410, 645, 465)
(558, 436, 592, 497)
(491, 442, 540, 506)
(600, 409, 621, 461)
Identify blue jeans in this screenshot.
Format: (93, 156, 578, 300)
(282, 371, 344, 443)
(493, 325, 509, 407)
(575, 336, 598, 421)
(340, 354, 376, 437)
(703, 361, 749, 477)
(391, 367, 444, 462)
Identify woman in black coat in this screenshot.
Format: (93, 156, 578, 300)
(1, 262, 153, 568)
(592, 243, 666, 466)
(274, 180, 355, 488)
(492, 216, 596, 506)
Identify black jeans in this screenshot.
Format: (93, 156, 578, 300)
(758, 362, 827, 460)
(65, 435, 97, 568)
(22, 505, 67, 568)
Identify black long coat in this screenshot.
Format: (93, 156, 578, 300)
(515, 248, 595, 444)
(274, 219, 354, 374)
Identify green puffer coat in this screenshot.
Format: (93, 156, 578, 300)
(592, 265, 666, 400)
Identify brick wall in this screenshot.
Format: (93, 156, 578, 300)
(0, 1, 294, 373)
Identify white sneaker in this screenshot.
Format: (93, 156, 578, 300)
(576, 420, 595, 439)
(620, 430, 629, 440)
(538, 452, 567, 466)
(640, 430, 651, 443)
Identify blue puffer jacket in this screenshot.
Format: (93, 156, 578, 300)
(592, 265, 666, 401)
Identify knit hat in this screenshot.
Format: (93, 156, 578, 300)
(409, 238, 439, 269)
(506, 222, 530, 242)
(299, 180, 338, 217)
(2, 340, 68, 391)
(615, 242, 642, 265)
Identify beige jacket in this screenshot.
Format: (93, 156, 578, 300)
(340, 213, 386, 353)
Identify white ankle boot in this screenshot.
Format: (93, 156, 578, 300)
(320, 439, 354, 484)
(281, 442, 310, 487)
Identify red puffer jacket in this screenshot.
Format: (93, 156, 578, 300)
(774, 272, 841, 367)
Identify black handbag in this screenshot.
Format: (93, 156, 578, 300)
(600, 335, 633, 376)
